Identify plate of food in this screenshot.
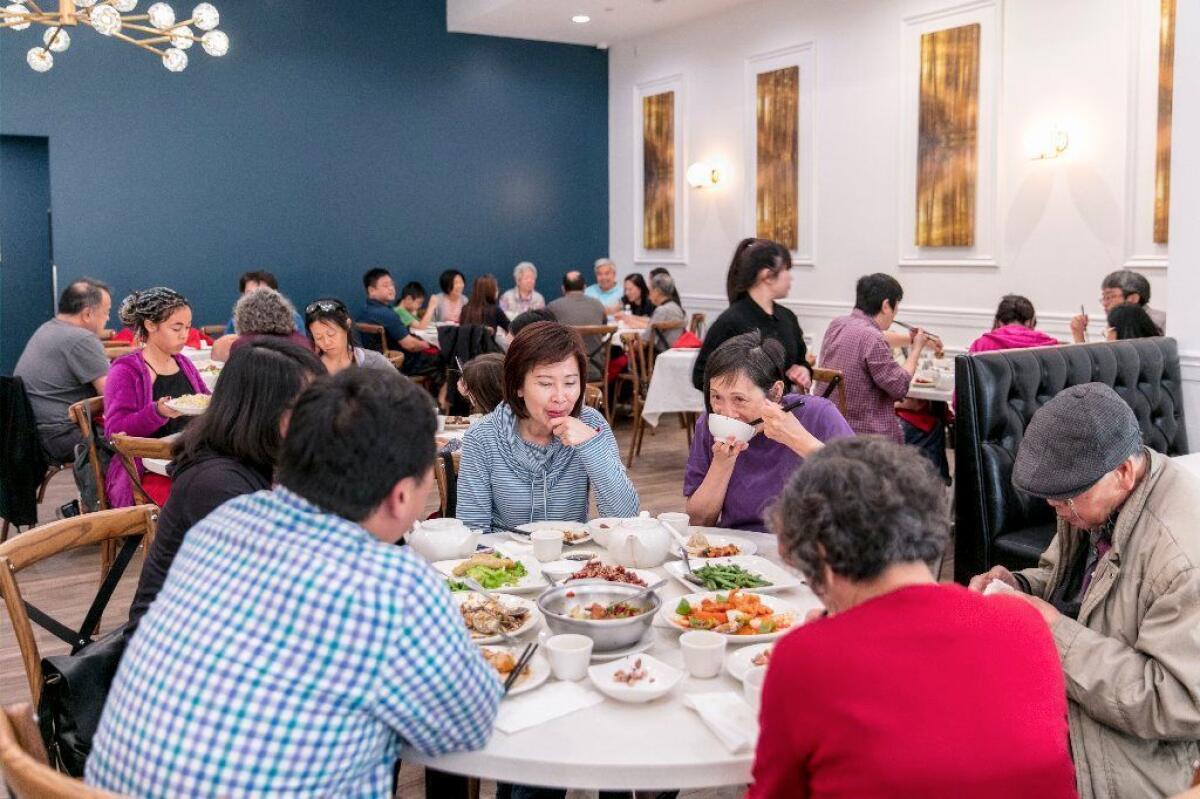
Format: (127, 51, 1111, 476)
(514, 520, 592, 546)
(166, 393, 211, 416)
(724, 643, 774, 682)
(677, 530, 757, 559)
(563, 560, 658, 587)
(660, 589, 798, 643)
(442, 414, 474, 430)
(433, 554, 546, 594)
(454, 592, 540, 644)
(587, 654, 683, 704)
(480, 646, 550, 697)
(912, 374, 937, 386)
(663, 555, 804, 594)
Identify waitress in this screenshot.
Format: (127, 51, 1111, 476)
(684, 332, 853, 532)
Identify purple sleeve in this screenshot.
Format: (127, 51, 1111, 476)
(863, 335, 912, 400)
(682, 415, 714, 497)
(804, 399, 855, 443)
(104, 358, 169, 437)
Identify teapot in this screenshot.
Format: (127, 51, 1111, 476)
(606, 512, 674, 569)
(406, 518, 481, 562)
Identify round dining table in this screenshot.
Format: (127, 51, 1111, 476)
(403, 526, 822, 792)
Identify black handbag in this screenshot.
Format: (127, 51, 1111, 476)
(34, 533, 141, 776)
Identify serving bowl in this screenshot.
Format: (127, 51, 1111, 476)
(707, 413, 755, 443)
(536, 581, 661, 652)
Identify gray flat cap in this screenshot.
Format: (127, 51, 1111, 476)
(1012, 382, 1143, 500)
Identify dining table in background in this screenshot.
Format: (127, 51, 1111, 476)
(641, 348, 705, 428)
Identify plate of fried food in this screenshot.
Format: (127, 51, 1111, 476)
(677, 530, 757, 559)
(514, 520, 592, 546)
(454, 592, 541, 644)
(165, 393, 211, 416)
(661, 589, 797, 643)
(480, 646, 550, 697)
(563, 560, 658, 588)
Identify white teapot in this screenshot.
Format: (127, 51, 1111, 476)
(407, 518, 481, 562)
(606, 512, 674, 569)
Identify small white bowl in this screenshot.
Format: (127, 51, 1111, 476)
(587, 653, 683, 704)
(585, 517, 625, 549)
(707, 413, 755, 443)
(540, 560, 578, 583)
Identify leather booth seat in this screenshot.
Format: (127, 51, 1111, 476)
(953, 337, 1187, 583)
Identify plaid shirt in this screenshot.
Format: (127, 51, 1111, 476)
(817, 309, 911, 442)
(87, 488, 501, 798)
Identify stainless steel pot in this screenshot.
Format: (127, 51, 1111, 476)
(536, 580, 661, 652)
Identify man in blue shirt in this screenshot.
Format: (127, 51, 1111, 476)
(356, 267, 439, 379)
(584, 257, 623, 314)
(87, 369, 502, 798)
(223, 270, 305, 334)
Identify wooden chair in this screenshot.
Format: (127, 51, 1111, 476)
(572, 324, 617, 423)
(433, 451, 462, 518)
(353, 322, 407, 370)
(68, 397, 108, 513)
(614, 333, 652, 467)
(103, 346, 133, 361)
(811, 367, 848, 418)
(200, 324, 226, 339)
(0, 703, 126, 798)
(688, 312, 707, 339)
(0, 505, 158, 705)
(97, 329, 115, 341)
(647, 319, 685, 372)
(109, 434, 173, 508)
(584, 385, 604, 411)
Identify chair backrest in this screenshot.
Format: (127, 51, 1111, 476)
(433, 450, 462, 518)
(648, 319, 684, 360)
(109, 435, 174, 507)
(688, 313, 706, 339)
(572, 325, 617, 382)
(0, 703, 125, 798)
(620, 332, 648, 393)
(200, 324, 226, 339)
(954, 338, 1188, 582)
(68, 398, 109, 512)
(584, 385, 604, 410)
(810, 367, 848, 417)
(353, 322, 390, 356)
(103, 346, 133, 361)
(0, 506, 158, 704)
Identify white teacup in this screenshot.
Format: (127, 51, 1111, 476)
(743, 665, 767, 712)
(436, 414, 447, 433)
(545, 633, 593, 681)
(679, 630, 726, 679)
(530, 529, 564, 562)
(658, 512, 690, 541)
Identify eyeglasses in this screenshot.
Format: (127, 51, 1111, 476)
(305, 299, 346, 316)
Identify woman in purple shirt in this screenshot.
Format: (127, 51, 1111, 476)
(685, 332, 853, 532)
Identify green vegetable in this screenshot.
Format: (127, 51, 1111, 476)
(675, 598, 692, 615)
(757, 619, 775, 634)
(447, 580, 469, 592)
(691, 564, 771, 591)
(464, 561, 528, 589)
(689, 617, 716, 629)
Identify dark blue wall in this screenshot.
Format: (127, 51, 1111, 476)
(0, 136, 54, 374)
(0, 3, 608, 326)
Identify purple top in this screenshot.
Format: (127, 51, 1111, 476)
(683, 394, 854, 532)
(104, 350, 208, 508)
(817, 309, 912, 442)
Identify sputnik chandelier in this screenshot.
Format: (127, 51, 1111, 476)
(0, 0, 227, 72)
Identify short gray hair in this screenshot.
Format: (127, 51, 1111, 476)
(768, 437, 949, 592)
(58, 278, 110, 315)
(514, 261, 537, 282)
(649, 272, 675, 298)
(594, 258, 615, 272)
(1102, 269, 1151, 305)
(234, 287, 296, 336)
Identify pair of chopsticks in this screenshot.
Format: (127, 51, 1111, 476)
(893, 320, 943, 344)
(490, 521, 530, 537)
(503, 642, 539, 695)
(746, 397, 806, 427)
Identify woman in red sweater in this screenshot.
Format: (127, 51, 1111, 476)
(749, 437, 1077, 799)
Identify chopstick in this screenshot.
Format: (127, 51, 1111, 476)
(503, 642, 538, 695)
(1080, 304, 1089, 342)
(489, 521, 531, 537)
(893, 320, 943, 343)
(747, 397, 806, 427)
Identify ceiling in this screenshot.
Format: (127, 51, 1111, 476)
(447, 0, 760, 48)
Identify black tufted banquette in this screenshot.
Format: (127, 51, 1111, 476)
(953, 338, 1188, 583)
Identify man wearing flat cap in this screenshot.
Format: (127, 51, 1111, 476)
(969, 382, 1200, 798)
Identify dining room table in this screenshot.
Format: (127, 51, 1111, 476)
(641, 348, 705, 427)
(403, 525, 822, 792)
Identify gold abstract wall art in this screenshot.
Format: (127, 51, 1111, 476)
(1154, 0, 1175, 244)
(642, 90, 675, 251)
(756, 65, 800, 250)
(915, 23, 980, 248)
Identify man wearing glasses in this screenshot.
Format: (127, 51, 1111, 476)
(1070, 269, 1165, 341)
(969, 383, 1200, 798)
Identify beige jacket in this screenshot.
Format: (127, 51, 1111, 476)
(1018, 449, 1200, 798)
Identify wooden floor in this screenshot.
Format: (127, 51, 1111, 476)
(1, 411, 951, 798)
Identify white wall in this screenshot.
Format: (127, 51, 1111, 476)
(608, 0, 1169, 354)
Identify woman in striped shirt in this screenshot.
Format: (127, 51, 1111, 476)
(457, 321, 638, 531)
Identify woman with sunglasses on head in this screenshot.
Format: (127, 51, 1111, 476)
(305, 298, 395, 375)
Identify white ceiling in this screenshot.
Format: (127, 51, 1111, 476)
(447, 0, 760, 47)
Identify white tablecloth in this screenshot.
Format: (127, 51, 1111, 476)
(641, 349, 705, 427)
(404, 527, 821, 791)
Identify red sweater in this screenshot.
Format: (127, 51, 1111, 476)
(747, 584, 1077, 799)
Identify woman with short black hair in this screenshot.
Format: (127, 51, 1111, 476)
(305, 297, 395, 374)
(421, 268, 469, 325)
(126, 338, 326, 633)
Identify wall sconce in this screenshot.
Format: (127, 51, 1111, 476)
(1030, 127, 1069, 160)
(686, 161, 722, 189)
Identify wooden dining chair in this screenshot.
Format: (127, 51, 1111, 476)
(200, 324, 227, 339)
(584, 385, 604, 411)
(687, 312, 706, 339)
(571, 324, 617, 423)
(810, 367, 848, 418)
(353, 322, 407, 370)
(647, 319, 685, 371)
(432, 451, 462, 518)
(614, 333, 652, 467)
(0, 505, 158, 705)
(68, 397, 108, 513)
(109, 434, 174, 508)
(0, 703, 126, 798)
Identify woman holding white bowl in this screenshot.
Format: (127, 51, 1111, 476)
(684, 332, 853, 532)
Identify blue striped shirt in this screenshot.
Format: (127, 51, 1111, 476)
(86, 487, 501, 798)
(456, 404, 639, 530)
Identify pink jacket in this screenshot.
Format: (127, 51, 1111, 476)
(103, 350, 207, 508)
(968, 324, 1060, 354)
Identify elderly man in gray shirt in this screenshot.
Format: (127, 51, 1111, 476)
(14, 279, 112, 463)
(548, 270, 607, 381)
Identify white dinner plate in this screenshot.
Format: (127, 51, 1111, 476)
(433, 556, 547, 594)
(165, 395, 210, 416)
(662, 555, 804, 594)
(513, 520, 593, 547)
(587, 654, 683, 704)
(724, 643, 774, 682)
(561, 564, 659, 588)
(480, 647, 551, 698)
(453, 592, 541, 645)
(657, 590, 800, 644)
(672, 530, 758, 559)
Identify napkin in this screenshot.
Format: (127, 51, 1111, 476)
(682, 691, 758, 754)
(983, 579, 1017, 596)
(494, 681, 605, 735)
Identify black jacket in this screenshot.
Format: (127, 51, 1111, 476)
(0, 377, 49, 527)
(691, 297, 809, 391)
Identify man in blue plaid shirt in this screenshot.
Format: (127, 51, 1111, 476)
(86, 369, 502, 797)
